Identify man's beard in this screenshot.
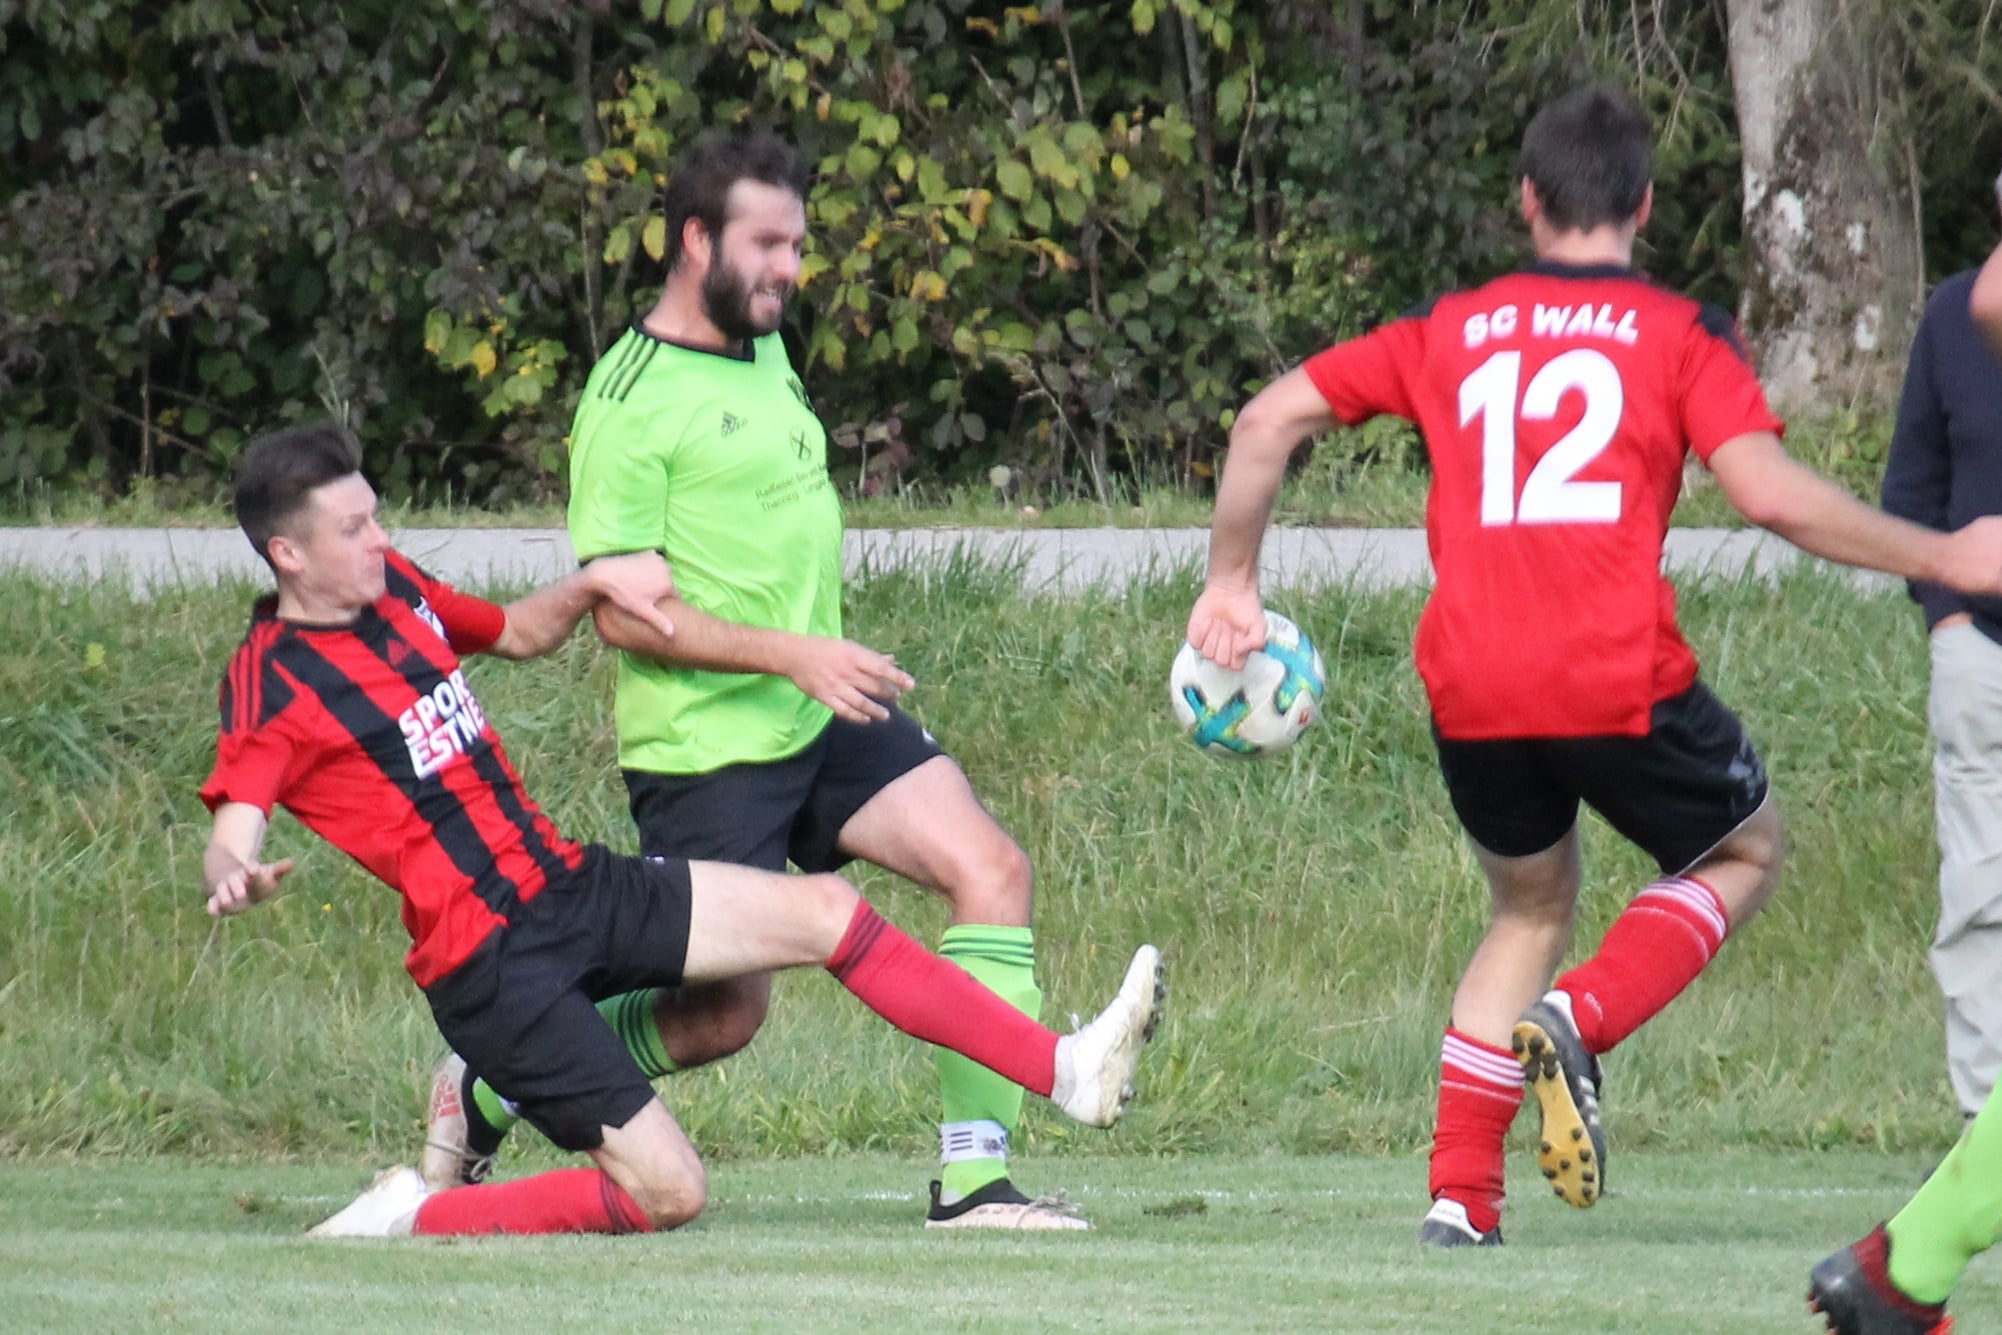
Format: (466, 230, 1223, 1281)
(702, 260, 786, 342)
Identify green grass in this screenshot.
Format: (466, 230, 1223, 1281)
(0, 555, 1974, 1328)
(0, 558, 1961, 1169)
(0, 1152, 1989, 1333)
(0, 415, 1886, 531)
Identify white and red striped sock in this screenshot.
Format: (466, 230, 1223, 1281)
(1429, 1027, 1525, 1235)
(1556, 875, 1730, 1054)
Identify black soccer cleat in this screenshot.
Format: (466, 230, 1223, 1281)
(1808, 1225, 1953, 1334)
(924, 1177, 1090, 1231)
(1512, 993, 1607, 1209)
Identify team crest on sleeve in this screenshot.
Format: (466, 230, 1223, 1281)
(412, 599, 448, 642)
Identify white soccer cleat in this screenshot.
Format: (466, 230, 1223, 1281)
(1050, 944, 1164, 1128)
(924, 1178, 1092, 1231)
(307, 1165, 430, 1238)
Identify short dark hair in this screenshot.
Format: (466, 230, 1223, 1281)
(1518, 84, 1653, 232)
(234, 422, 362, 567)
(661, 130, 808, 271)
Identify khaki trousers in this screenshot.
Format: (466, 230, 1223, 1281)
(1929, 622, 2002, 1116)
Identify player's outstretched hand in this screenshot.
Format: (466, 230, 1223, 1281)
(1938, 515, 2002, 597)
(788, 637, 915, 723)
(586, 551, 678, 640)
(206, 858, 295, 917)
(1186, 583, 1267, 672)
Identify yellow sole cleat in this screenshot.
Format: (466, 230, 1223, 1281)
(1512, 1002, 1606, 1210)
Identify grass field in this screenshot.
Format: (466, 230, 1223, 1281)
(0, 558, 1958, 1161)
(0, 552, 1980, 1327)
(1, 1152, 1987, 1334)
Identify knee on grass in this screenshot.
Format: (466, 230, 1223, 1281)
(625, 1172, 707, 1231)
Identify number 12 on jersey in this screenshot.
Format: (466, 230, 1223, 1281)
(1459, 348, 1625, 526)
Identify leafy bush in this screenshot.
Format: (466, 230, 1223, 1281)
(2, 0, 1982, 504)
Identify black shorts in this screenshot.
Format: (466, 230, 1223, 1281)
(622, 705, 945, 871)
(1431, 681, 1770, 874)
(422, 847, 694, 1152)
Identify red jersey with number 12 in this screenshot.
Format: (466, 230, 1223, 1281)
(200, 550, 586, 987)
(1303, 261, 1784, 739)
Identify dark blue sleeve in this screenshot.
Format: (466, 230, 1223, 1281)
(1883, 307, 1951, 527)
(1881, 297, 1959, 622)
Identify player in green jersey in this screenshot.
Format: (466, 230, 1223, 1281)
(422, 131, 1088, 1230)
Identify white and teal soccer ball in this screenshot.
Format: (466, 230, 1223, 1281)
(1170, 610, 1325, 757)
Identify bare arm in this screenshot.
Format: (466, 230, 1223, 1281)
(595, 597, 805, 677)
(1708, 431, 2002, 595)
(487, 552, 679, 661)
(1189, 368, 1339, 669)
(594, 599, 914, 724)
(202, 802, 295, 917)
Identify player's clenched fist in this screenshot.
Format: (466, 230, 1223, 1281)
(583, 551, 679, 640)
(1936, 514, 2002, 598)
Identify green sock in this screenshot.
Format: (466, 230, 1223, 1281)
(467, 988, 679, 1135)
(1887, 1097, 2002, 1304)
(468, 1077, 515, 1137)
(601, 988, 680, 1080)
(936, 925, 1040, 1202)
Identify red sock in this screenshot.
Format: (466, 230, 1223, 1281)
(1430, 1028, 1522, 1235)
(412, 1168, 652, 1236)
(1556, 875, 1729, 1054)
(826, 900, 1058, 1095)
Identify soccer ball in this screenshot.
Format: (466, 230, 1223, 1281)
(1170, 610, 1325, 757)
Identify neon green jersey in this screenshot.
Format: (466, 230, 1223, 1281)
(568, 325, 841, 775)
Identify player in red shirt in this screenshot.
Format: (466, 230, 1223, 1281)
(1186, 84, 2002, 1247)
(203, 422, 1163, 1238)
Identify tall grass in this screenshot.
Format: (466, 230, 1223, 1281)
(0, 559, 1952, 1165)
(0, 413, 1888, 532)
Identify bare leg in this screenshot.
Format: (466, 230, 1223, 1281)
(836, 756, 1033, 927)
(678, 863, 1060, 1095)
(1452, 826, 1583, 1046)
(1685, 794, 1784, 929)
(835, 756, 1046, 1210)
(678, 863, 858, 981)
(589, 1097, 708, 1230)
(407, 1099, 703, 1236)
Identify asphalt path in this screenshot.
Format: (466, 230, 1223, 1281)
(0, 524, 1895, 595)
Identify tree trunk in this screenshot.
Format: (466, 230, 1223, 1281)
(1725, 0, 1920, 414)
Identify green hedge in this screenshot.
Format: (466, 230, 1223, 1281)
(3, 1, 1995, 504)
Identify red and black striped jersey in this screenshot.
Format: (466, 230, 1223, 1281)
(1302, 260, 1784, 740)
(201, 549, 585, 987)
